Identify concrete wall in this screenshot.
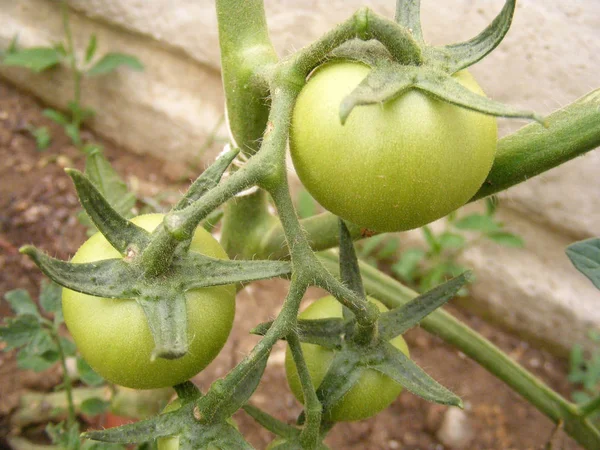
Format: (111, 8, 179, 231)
(1, 0, 599, 354)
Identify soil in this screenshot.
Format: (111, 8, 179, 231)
(0, 79, 584, 450)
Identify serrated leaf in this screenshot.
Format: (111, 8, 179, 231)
(43, 108, 70, 125)
(0, 314, 42, 350)
(486, 231, 524, 248)
(566, 238, 600, 290)
(17, 347, 59, 372)
(85, 34, 98, 63)
(297, 189, 317, 219)
(40, 280, 62, 314)
(78, 357, 105, 386)
(3, 47, 61, 72)
(81, 397, 111, 416)
(87, 53, 143, 76)
(4, 289, 40, 317)
(453, 213, 500, 232)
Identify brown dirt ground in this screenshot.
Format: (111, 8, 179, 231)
(0, 79, 584, 449)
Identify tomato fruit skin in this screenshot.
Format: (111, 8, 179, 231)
(284, 296, 409, 422)
(62, 214, 235, 389)
(289, 61, 497, 232)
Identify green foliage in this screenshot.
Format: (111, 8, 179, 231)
(0, 0, 143, 152)
(87, 52, 144, 76)
(569, 330, 600, 422)
(27, 125, 52, 151)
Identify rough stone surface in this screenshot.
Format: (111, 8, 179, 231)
(1, 0, 599, 353)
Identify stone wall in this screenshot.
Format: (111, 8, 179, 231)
(1, 0, 598, 354)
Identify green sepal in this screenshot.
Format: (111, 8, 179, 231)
(437, 0, 515, 73)
(67, 168, 149, 255)
(310, 349, 363, 419)
(369, 342, 462, 407)
(175, 254, 291, 290)
(338, 220, 366, 302)
(566, 238, 600, 290)
(196, 351, 270, 423)
(378, 272, 471, 341)
(394, 0, 423, 42)
(413, 68, 544, 123)
(19, 247, 137, 298)
(138, 290, 189, 360)
(339, 61, 415, 124)
(328, 39, 393, 67)
(251, 318, 345, 350)
(174, 146, 239, 211)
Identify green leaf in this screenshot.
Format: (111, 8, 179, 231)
(358, 234, 388, 257)
(60, 336, 77, 357)
(485, 196, 499, 216)
(64, 123, 81, 146)
(3, 47, 61, 72)
(87, 52, 144, 76)
(453, 213, 500, 232)
(29, 126, 52, 151)
(85, 34, 98, 63)
(391, 248, 425, 282)
(43, 108, 70, 125)
(0, 314, 42, 350)
(376, 237, 400, 259)
(297, 189, 317, 219)
(438, 232, 466, 249)
(78, 356, 105, 386)
(486, 231, 524, 248)
(81, 397, 111, 416)
(422, 226, 440, 253)
(16, 329, 59, 371)
(39, 280, 62, 314)
(4, 289, 40, 317)
(566, 238, 600, 290)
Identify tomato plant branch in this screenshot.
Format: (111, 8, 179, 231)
(316, 251, 600, 449)
(288, 333, 323, 449)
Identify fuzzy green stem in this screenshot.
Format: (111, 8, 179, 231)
(216, 0, 278, 155)
(198, 276, 308, 420)
(48, 322, 76, 432)
(317, 251, 600, 449)
(287, 333, 322, 449)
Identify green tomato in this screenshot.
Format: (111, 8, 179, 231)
(290, 61, 497, 232)
(285, 296, 409, 422)
(63, 214, 235, 389)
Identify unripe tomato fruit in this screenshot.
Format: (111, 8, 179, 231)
(289, 61, 497, 232)
(285, 296, 409, 422)
(62, 214, 235, 389)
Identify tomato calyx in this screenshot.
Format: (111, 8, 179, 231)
(20, 147, 291, 361)
(325, 0, 544, 126)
